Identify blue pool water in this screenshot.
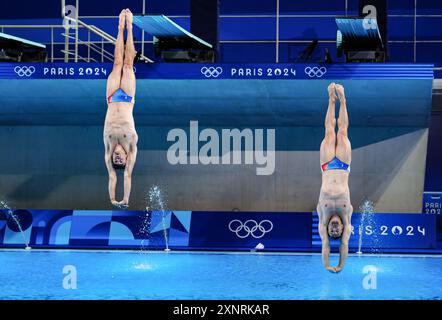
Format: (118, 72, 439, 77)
(1, 250, 442, 300)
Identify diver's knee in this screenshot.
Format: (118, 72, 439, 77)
(113, 60, 123, 71)
(123, 63, 133, 72)
(337, 128, 348, 138)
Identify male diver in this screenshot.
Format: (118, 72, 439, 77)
(103, 9, 138, 209)
(317, 83, 353, 273)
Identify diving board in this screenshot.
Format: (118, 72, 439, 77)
(0, 32, 47, 62)
(335, 17, 385, 62)
(133, 15, 212, 49)
(0, 32, 46, 49)
(335, 18, 383, 45)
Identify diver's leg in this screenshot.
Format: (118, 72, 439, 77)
(120, 9, 136, 97)
(106, 10, 126, 98)
(335, 84, 351, 164)
(320, 83, 338, 165)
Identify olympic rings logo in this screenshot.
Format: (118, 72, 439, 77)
(304, 66, 327, 78)
(201, 66, 223, 78)
(14, 66, 36, 77)
(228, 219, 273, 239)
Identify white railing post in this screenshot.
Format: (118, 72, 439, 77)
(88, 28, 91, 62)
(276, 0, 280, 63)
(61, 0, 65, 17)
(64, 28, 69, 62)
(414, 0, 417, 63)
(51, 27, 54, 62)
(62, 1, 69, 62)
(74, 0, 79, 62)
(142, 0, 146, 57)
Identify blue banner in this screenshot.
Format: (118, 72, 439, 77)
(423, 192, 442, 214)
(349, 213, 436, 249)
(0, 63, 434, 80)
(313, 213, 437, 250)
(0, 210, 437, 251)
(188, 211, 312, 249)
(422, 192, 442, 242)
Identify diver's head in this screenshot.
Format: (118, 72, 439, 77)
(112, 144, 127, 170)
(328, 214, 344, 239)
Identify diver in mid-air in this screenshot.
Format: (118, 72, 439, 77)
(317, 83, 353, 273)
(103, 9, 138, 209)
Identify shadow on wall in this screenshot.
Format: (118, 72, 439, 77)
(350, 129, 428, 213)
(288, 28, 321, 63)
(0, 127, 428, 213)
(6, 175, 68, 201)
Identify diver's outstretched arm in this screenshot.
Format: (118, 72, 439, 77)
(104, 146, 118, 207)
(335, 225, 351, 273)
(120, 141, 138, 208)
(319, 221, 334, 272)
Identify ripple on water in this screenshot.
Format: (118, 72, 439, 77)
(134, 263, 154, 270)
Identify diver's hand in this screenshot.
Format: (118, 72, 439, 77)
(111, 199, 120, 208)
(333, 266, 343, 273)
(118, 198, 129, 209)
(326, 266, 343, 273)
(325, 266, 344, 273)
(325, 266, 336, 273)
(111, 199, 128, 209)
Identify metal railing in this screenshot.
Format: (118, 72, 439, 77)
(78, 8, 442, 65)
(0, 17, 154, 63)
(1, 0, 441, 65)
(0, 24, 115, 62)
(62, 17, 114, 63)
(62, 15, 153, 63)
(0, 25, 66, 62)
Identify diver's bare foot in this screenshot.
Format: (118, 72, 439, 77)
(335, 84, 346, 102)
(118, 10, 126, 30)
(125, 9, 133, 29)
(328, 82, 337, 102)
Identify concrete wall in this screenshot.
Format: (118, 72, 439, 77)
(0, 77, 432, 212)
(0, 125, 428, 213)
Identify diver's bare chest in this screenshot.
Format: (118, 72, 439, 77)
(105, 127, 137, 142)
(106, 133, 132, 142)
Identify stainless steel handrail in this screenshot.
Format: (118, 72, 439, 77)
(60, 49, 91, 62)
(0, 17, 154, 63)
(62, 33, 114, 61)
(0, 24, 87, 62)
(64, 16, 153, 63)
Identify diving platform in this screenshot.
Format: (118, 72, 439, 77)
(0, 32, 46, 62)
(133, 15, 214, 62)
